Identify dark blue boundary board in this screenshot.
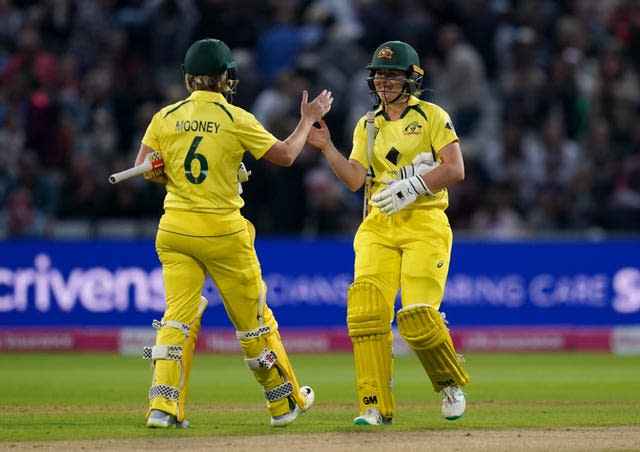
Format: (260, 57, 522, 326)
(1, 238, 638, 327)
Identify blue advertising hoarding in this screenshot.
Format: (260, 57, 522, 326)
(0, 238, 638, 328)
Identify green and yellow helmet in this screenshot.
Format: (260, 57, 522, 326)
(366, 41, 424, 106)
(183, 38, 238, 101)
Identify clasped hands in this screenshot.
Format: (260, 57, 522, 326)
(371, 153, 439, 215)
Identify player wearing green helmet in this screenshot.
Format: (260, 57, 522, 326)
(136, 37, 333, 429)
(307, 40, 470, 426)
(366, 41, 425, 107)
(182, 38, 239, 102)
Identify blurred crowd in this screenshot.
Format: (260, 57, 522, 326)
(1, 0, 640, 239)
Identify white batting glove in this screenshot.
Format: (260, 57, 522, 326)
(397, 152, 439, 179)
(371, 175, 433, 215)
(238, 162, 251, 183)
(237, 162, 251, 194)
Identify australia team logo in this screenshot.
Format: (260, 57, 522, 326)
(403, 121, 423, 136)
(378, 47, 393, 59)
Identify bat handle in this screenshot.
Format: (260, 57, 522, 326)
(108, 159, 153, 184)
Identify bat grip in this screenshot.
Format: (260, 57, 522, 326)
(108, 160, 152, 184)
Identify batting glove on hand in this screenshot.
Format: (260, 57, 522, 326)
(371, 175, 433, 215)
(237, 162, 252, 194)
(238, 162, 251, 183)
(397, 152, 439, 179)
(143, 151, 166, 182)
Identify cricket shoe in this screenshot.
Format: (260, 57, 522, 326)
(441, 385, 466, 420)
(353, 407, 393, 425)
(271, 385, 315, 427)
(146, 409, 190, 429)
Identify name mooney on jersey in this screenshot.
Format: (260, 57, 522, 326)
(175, 120, 220, 133)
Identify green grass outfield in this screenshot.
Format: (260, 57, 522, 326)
(1, 351, 639, 442)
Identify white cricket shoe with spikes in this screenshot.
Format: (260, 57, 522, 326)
(146, 409, 190, 429)
(441, 385, 466, 420)
(271, 386, 315, 427)
(353, 407, 393, 425)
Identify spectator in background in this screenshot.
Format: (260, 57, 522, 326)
(470, 182, 529, 238)
(298, 7, 367, 152)
(251, 68, 307, 129)
(230, 48, 262, 110)
(1, 186, 46, 237)
(241, 114, 310, 235)
(564, 162, 599, 231)
(0, 106, 25, 180)
(57, 152, 106, 221)
(255, 3, 301, 88)
(524, 116, 582, 192)
(499, 26, 549, 132)
(2, 24, 68, 172)
(589, 38, 640, 146)
(66, 0, 113, 72)
(458, 0, 499, 80)
(524, 116, 583, 231)
(610, 152, 640, 230)
(546, 48, 587, 140)
(303, 157, 360, 236)
(0, 151, 58, 237)
(432, 23, 488, 138)
(578, 118, 619, 230)
(194, 0, 267, 50)
(144, 0, 199, 71)
(605, 0, 640, 67)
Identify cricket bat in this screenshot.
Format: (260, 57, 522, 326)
(108, 153, 164, 184)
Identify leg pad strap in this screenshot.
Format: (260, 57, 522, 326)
(264, 381, 294, 402)
(236, 326, 271, 340)
(142, 345, 183, 361)
(152, 319, 191, 336)
(149, 384, 180, 401)
(245, 347, 278, 370)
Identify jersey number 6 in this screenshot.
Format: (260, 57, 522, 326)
(184, 136, 208, 184)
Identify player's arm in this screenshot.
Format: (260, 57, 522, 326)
(419, 140, 464, 192)
(307, 118, 366, 191)
(135, 142, 168, 184)
(134, 142, 154, 166)
(263, 89, 333, 166)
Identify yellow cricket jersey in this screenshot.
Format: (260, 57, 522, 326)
(350, 96, 459, 211)
(142, 90, 277, 236)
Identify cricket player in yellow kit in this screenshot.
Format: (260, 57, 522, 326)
(134, 38, 333, 429)
(307, 41, 470, 425)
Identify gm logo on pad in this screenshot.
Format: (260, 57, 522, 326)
(363, 396, 378, 405)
